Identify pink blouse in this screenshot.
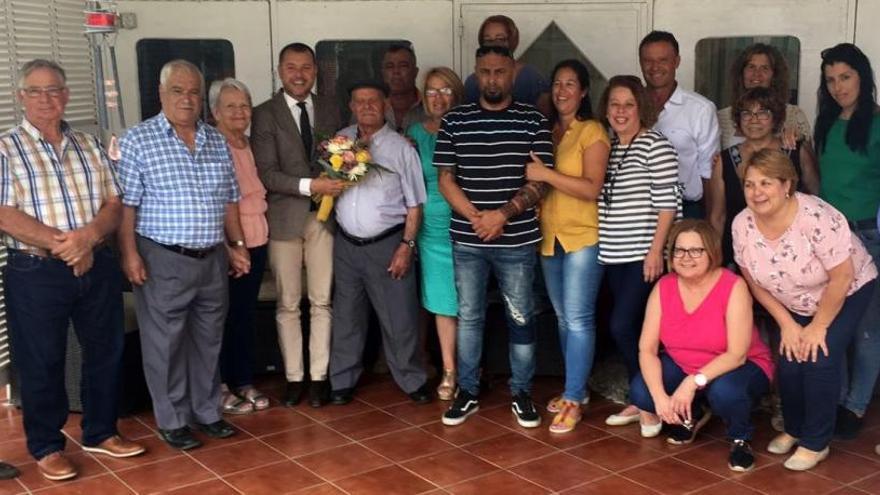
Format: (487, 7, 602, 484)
(230, 145, 268, 248)
(659, 269, 774, 381)
(732, 192, 877, 316)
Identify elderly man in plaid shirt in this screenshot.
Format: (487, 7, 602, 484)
(118, 59, 250, 451)
(0, 59, 145, 481)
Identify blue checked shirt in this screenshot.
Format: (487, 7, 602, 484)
(118, 113, 240, 249)
(0, 119, 121, 252)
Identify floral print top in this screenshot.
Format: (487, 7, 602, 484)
(732, 192, 877, 316)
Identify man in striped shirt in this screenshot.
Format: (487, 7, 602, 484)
(0, 59, 145, 481)
(436, 46, 553, 428)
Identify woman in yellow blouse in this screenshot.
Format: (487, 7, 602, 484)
(526, 59, 610, 433)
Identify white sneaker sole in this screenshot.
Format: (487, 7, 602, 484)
(512, 407, 542, 428)
(82, 445, 146, 458)
(442, 405, 479, 426)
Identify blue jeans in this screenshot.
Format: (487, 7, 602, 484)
(453, 243, 536, 396)
(220, 244, 268, 389)
(630, 354, 769, 440)
(541, 241, 603, 402)
(605, 261, 654, 382)
(5, 248, 124, 459)
(781, 282, 873, 450)
(840, 226, 880, 415)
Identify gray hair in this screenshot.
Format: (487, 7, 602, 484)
(158, 59, 204, 91)
(208, 78, 252, 113)
(18, 59, 67, 89)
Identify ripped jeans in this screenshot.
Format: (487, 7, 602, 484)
(453, 243, 537, 397)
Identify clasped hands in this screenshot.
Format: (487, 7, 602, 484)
(654, 376, 698, 426)
(779, 320, 828, 363)
(467, 209, 507, 242)
(51, 227, 98, 277)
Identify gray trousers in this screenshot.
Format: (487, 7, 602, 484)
(134, 236, 228, 429)
(329, 230, 425, 393)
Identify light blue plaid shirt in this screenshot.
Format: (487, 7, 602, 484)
(118, 113, 240, 249)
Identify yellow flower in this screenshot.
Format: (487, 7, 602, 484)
(329, 154, 344, 170)
(355, 150, 371, 163)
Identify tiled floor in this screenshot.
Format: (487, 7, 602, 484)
(1, 375, 880, 494)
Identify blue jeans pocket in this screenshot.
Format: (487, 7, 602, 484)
(7, 252, 45, 273)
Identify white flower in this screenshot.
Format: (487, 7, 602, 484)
(327, 143, 341, 154)
(347, 163, 368, 180)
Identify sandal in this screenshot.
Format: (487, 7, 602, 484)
(549, 400, 582, 434)
(238, 386, 270, 411)
(222, 390, 254, 415)
(547, 394, 590, 413)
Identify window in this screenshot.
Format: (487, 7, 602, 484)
(135, 39, 235, 122)
(695, 36, 801, 109)
(316, 40, 412, 124)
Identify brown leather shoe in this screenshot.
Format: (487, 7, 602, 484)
(37, 452, 77, 481)
(82, 435, 146, 458)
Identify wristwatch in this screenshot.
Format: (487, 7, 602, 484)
(401, 238, 416, 249)
(228, 239, 246, 248)
(693, 373, 708, 389)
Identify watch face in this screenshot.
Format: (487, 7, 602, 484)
(695, 374, 707, 387)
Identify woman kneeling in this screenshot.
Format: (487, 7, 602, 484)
(629, 219, 774, 472)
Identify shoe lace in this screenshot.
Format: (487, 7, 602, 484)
(513, 393, 535, 413)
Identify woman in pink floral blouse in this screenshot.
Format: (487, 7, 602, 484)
(732, 149, 877, 471)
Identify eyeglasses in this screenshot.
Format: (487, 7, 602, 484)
(425, 87, 454, 97)
(21, 86, 66, 99)
(672, 247, 706, 259)
(481, 36, 509, 45)
(739, 109, 772, 122)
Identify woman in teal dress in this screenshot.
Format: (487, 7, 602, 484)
(407, 67, 464, 400)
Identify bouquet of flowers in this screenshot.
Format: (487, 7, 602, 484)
(314, 135, 389, 221)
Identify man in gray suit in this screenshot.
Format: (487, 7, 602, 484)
(251, 42, 343, 408)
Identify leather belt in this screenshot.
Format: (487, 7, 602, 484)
(157, 242, 217, 259)
(338, 224, 404, 246)
(848, 218, 876, 231)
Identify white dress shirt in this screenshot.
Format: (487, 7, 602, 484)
(283, 92, 317, 196)
(654, 85, 720, 202)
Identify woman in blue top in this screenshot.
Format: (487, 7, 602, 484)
(406, 67, 464, 400)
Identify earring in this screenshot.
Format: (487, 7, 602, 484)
(785, 192, 790, 199)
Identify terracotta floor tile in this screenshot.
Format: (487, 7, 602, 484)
(401, 448, 498, 487)
(190, 438, 285, 475)
(561, 475, 660, 494)
(336, 465, 436, 495)
(518, 422, 610, 450)
(611, 420, 714, 454)
(115, 456, 216, 493)
(384, 400, 450, 427)
(295, 443, 391, 481)
(566, 436, 665, 471)
(361, 428, 453, 462)
(420, 417, 510, 447)
(260, 424, 351, 457)
(467, 433, 555, 468)
(619, 457, 724, 495)
(298, 400, 377, 423)
(673, 439, 779, 477)
(0, 420, 25, 443)
(292, 484, 347, 494)
(828, 488, 873, 495)
(356, 381, 412, 408)
(835, 428, 880, 461)
(477, 403, 544, 429)
(29, 474, 133, 494)
(227, 407, 313, 436)
(446, 471, 549, 495)
(854, 472, 880, 493)
(17, 453, 109, 492)
(115, 417, 154, 440)
(224, 460, 324, 495)
(508, 452, 609, 492)
(94, 435, 184, 471)
(809, 448, 880, 484)
(0, 439, 32, 465)
(162, 479, 239, 494)
(688, 480, 764, 494)
(0, 478, 27, 495)
(737, 463, 844, 495)
(325, 410, 409, 440)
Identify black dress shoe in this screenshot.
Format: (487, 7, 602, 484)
(158, 426, 202, 450)
(285, 381, 304, 407)
(196, 420, 237, 439)
(330, 388, 354, 405)
(0, 461, 19, 480)
(309, 380, 329, 408)
(408, 384, 432, 405)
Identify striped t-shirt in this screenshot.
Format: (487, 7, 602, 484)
(433, 102, 553, 248)
(598, 129, 681, 264)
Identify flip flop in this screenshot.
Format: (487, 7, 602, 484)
(222, 391, 254, 415)
(238, 387, 270, 411)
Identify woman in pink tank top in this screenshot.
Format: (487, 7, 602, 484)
(628, 220, 774, 473)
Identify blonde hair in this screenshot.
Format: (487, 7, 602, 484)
(666, 219, 723, 271)
(741, 148, 799, 196)
(421, 67, 464, 114)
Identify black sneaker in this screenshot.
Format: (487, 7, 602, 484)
(834, 405, 863, 440)
(667, 408, 712, 445)
(442, 390, 479, 426)
(728, 439, 755, 472)
(511, 392, 541, 428)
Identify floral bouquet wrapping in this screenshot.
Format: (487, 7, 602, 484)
(314, 135, 389, 221)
